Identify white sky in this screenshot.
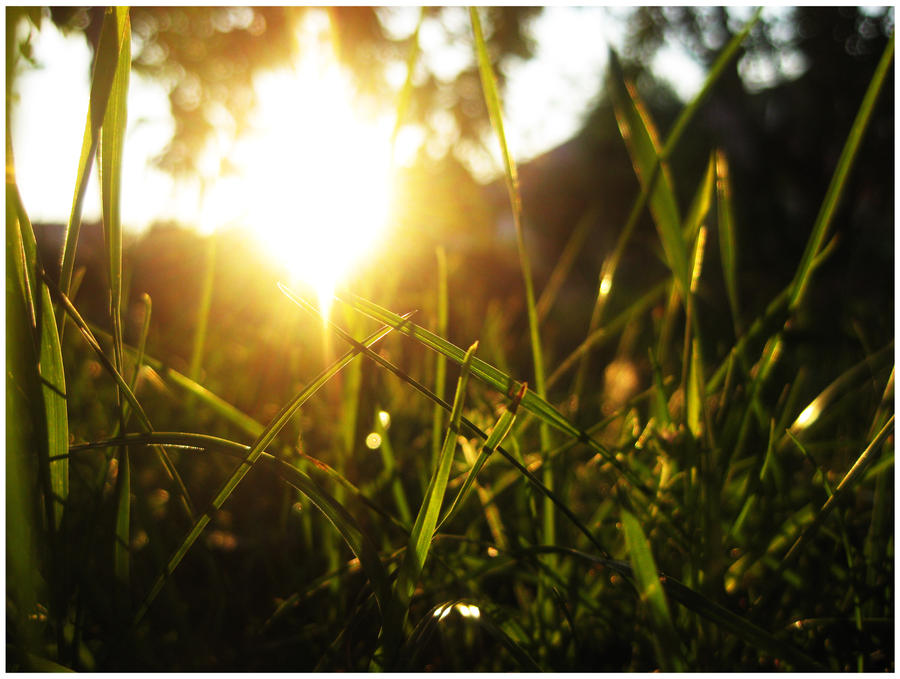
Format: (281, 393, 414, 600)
(8, 7, 707, 234)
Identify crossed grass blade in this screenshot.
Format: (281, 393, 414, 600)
(134, 317, 400, 624)
(279, 283, 614, 561)
(333, 290, 649, 494)
(57, 7, 130, 334)
(46, 278, 195, 521)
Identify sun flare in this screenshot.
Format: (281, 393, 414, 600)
(197, 13, 396, 315)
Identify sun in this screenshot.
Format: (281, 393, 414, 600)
(198, 13, 396, 317)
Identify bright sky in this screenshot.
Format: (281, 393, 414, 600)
(8, 7, 711, 301)
(8, 8, 708, 230)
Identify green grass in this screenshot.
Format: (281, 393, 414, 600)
(5, 6, 894, 672)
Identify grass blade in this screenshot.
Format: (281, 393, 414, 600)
(621, 510, 685, 671)
(333, 290, 649, 493)
(134, 317, 400, 623)
(439, 382, 524, 530)
(57, 7, 130, 333)
(781, 415, 894, 568)
(470, 6, 555, 549)
(388, 342, 478, 644)
(431, 247, 448, 466)
(715, 149, 741, 335)
(7, 176, 68, 530)
(788, 33, 893, 309)
(607, 49, 690, 297)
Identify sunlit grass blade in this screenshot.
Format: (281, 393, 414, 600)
(470, 6, 554, 549)
(788, 33, 893, 310)
(785, 341, 893, 440)
(387, 341, 478, 653)
(280, 284, 615, 559)
(7, 176, 68, 530)
(57, 7, 130, 334)
(572, 14, 757, 400)
(607, 49, 690, 297)
(134, 317, 399, 623)
(46, 278, 195, 521)
(781, 415, 894, 568)
(438, 382, 524, 530)
(97, 6, 131, 590)
(715, 149, 741, 335)
(333, 290, 649, 493)
(432, 247, 448, 467)
(621, 510, 685, 671)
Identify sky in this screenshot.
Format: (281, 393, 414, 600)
(8, 7, 708, 236)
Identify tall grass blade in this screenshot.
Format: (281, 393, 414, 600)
(432, 247, 448, 466)
(7, 176, 68, 530)
(188, 234, 216, 389)
(788, 33, 893, 310)
(98, 6, 131, 589)
(621, 510, 685, 671)
(608, 49, 690, 297)
(134, 318, 400, 623)
(57, 7, 130, 334)
(6, 184, 44, 652)
(389, 6, 423, 166)
(470, 6, 555, 548)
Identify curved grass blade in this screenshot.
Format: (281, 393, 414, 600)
(788, 33, 894, 310)
(621, 510, 686, 671)
(57, 7, 130, 334)
(134, 318, 401, 623)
